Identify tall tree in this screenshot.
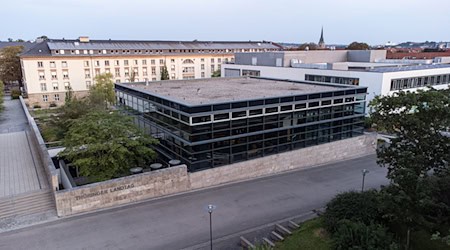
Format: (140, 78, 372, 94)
(347, 42, 370, 50)
(160, 65, 169, 80)
(211, 69, 221, 77)
(369, 88, 450, 247)
(0, 46, 24, 86)
(89, 73, 115, 108)
(59, 111, 158, 182)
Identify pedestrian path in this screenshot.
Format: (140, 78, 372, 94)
(0, 96, 49, 198)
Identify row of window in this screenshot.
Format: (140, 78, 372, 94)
(40, 82, 71, 91)
(83, 58, 226, 67)
(305, 74, 360, 86)
(42, 94, 61, 102)
(38, 70, 69, 80)
(38, 61, 68, 68)
(53, 48, 274, 56)
(390, 74, 450, 90)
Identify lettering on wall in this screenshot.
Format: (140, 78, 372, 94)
(75, 184, 135, 201)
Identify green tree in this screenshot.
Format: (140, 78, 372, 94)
(347, 42, 370, 50)
(0, 80, 4, 113)
(298, 42, 318, 50)
(324, 190, 383, 234)
(369, 88, 450, 248)
(89, 73, 115, 109)
(59, 111, 158, 182)
(160, 65, 169, 80)
(211, 69, 221, 77)
(0, 46, 24, 86)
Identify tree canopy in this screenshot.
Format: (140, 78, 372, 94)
(0, 46, 24, 84)
(59, 111, 158, 182)
(298, 43, 319, 50)
(347, 42, 370, 50)
(89, 73, 115, 108)
(160, 65, 169, 80)
(211, 69, 221, 77)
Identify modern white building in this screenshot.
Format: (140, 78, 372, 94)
(222, 50, 450, 112)
(20, 37, 281, 107)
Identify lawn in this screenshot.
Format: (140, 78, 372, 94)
(276, 217, 332, 250)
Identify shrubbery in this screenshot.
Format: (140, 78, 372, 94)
(11, 89, 21, 99)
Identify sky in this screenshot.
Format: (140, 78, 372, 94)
(1, 0, 449, 45)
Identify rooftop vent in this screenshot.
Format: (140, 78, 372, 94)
(79, 36, 90, 43)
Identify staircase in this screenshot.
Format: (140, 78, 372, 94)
(0, 190, 56, 220)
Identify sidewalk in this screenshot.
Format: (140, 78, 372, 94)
(0, 96, 28, 134)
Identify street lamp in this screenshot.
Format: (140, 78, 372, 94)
(206, 204, 217, 250)
(361, 169, 370, 192)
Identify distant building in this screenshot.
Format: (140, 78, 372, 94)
(116, 77, 367, 171)
(20, 37, 281, 107)
(0, 41, 35, 52)
(222, 50, 450, 113)
(318, 27, 325, 49)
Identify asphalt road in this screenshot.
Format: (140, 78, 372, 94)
(0, 154, 388, 250)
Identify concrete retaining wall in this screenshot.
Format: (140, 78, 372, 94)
(55, 166, 189, 217)
(19, 96, 59, 191)
(189, 133, 376, 189)
(55, 134, 376, 217)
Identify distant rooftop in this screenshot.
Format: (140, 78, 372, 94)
(368, 64, 450, 73)
(118, 77, 348, 106)
(0, 41, 35, 52)
(21, 38, 281, 57)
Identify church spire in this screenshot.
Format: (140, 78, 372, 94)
(318, 26, 325, 48)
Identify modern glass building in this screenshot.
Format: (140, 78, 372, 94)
(115, 77, 367, 172)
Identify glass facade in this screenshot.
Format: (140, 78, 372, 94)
(305, 74, 360, 86)
(116, 83, 367, 172)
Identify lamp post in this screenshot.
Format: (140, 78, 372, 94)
(361, 169, 370, 192)
(206, 204, 217, 250)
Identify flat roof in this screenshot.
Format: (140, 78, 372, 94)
(368, 63, 450, 73)
(118, 77, 347, 106)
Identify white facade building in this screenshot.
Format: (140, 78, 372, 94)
(222, 50, 450, 113)
(21, 37, 281, 107)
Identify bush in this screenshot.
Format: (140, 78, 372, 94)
(333, 220, 398, 250)
(11, 89, 21, 99)
(49, 102, 57, 108)
(324, 190, 383, 234)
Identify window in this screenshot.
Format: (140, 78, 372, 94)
(171, 59, 175, 63)
(38, 71, 45, 80)
(265, 107, 278, 113)
(171, 65, 175, 71)
(124, 68, 130, 77)
(62, 70, 69, 79)
(249, 109, 263, 116)
(86, 81, 91, 89)
(134, 60, 138, 65)
(211, 58, 214, 63)
(95, 69, 100, 76)
(242, 70, 260, 77)
(61, 61, 67, 67)
(218, 58, 222, 63)
(159, 59, 164, 64)
(114, 60, 120, 66)
(85, 69, 90, 78)
(151, 59, 155, 65)
(42, 95, 48, 102)
(295, 103, 307, 109)
(105, 68, 110, 74)
(95, 61, 100, 67)
(50, 61, 56, 68)
(105, 60, 110, 66)
(192, 115, 211, 124)
(115, 68, 120, 77)
(54, 94, 60, 101)
(142, 59, 147, 65)
(52, 82, 59, 90)
(37, 61, 43, 68)
(201, 58, 205, 62)
(171, 73, 175, 79)
(84, 61, 89, 67)
(133, 68, 139, 76)
(201, 64, 205, 70)
(124, 60, 129, 66)
(51, 71, 57, 80)
(64, 82, 70, 90)
(40, 83, 47, 91)
(201, 72, 205, 78)
(214, 113, 229, 121)
(211, 65, 215, 72)
(151, 67, 156, 75)
(143, 67, 148, 76)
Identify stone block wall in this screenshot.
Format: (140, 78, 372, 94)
(189, 134, 376, 190)
(54, 134, 376, 217)
(55, 165, 189, 217)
